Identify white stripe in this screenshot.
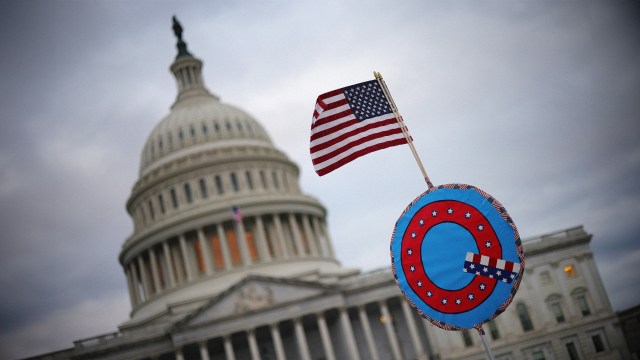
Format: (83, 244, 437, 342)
(480, 255, 489, 266)
(313, 133, 406, 171)
(465, 252, 474, 262)
(315, 103, 351, 122)
(321, 93, 345, 104)
(310, 113, 396, 145)
(512, 263, 521, 273)
(310, 123, 401, 159)
(496, 259, 506, 270)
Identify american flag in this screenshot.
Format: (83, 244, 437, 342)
(231, 206, 242, 223)
(310, 79, 408, 176)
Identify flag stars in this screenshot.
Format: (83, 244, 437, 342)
(479, 283, 487, 290)
(485, 241, 492, 248)
(410, 265, 416, 272)
(483, 267, 488, 273)
(478, 224, 484, 231)
(441, 298, 448, 305)
(465, 212, 471, 218)
(432, 210, 438, 217)
(455, 298, 461, 305)
(467, 293, 475, 300)
(411, 232, 417, 239)
(447, 208, 454, 214)
(419, 219, 424, 226)
(426, 291, 433, 297)
(417, 281, 423, 287)
(407, 249, 413, 255)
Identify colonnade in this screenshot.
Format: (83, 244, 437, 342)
(148, 297, 431, 360)
(124, 212, 335, 306)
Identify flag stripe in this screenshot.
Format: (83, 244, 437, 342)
(311, 114, 397, 146)
(311, 121, 403, 157)
(315, 138, 408, 176)
(313, 132, 407, 170)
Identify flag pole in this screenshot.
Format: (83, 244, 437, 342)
(477, 325, 496, 360)
(374, 71, 434, 189)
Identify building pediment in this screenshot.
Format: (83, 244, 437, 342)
(172, 275, 331, 330)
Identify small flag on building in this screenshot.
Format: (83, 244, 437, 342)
(231, 206, 242, 223)
(310, 79, 409, 176)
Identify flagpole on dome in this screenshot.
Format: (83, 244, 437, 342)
(374, 71, 434, 189)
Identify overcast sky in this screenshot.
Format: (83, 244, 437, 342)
(1, 1, 639, 359)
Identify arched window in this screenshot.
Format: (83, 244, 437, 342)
(517, 303, 534, 331)
(461, 329, 473, 347)
(246, 171, 254, 190)
(158, 194, 165, 214)
(148, 200, 155, 220)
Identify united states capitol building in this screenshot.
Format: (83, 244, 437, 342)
(29, 21, 631, 360)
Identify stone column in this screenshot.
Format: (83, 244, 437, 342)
(175, 347, 184, 360)
(162, 241, 176, 288)
(550, 263, 575, 317)
(217, 224, 233, 270)
(320, 221, 335, 258)
(289, 213, 306, 256)
(235, 219, 252, 267)
(317, 312, 336, 360)
(580, 254, 609, 310)
(128, 263, 141, 304)
(401, 299, 426, 360)
(294, 318, 311, 360)
(137, 256, 151, 299)
(178, 235, 194, 281)
(199, 341, 211, 360)
(312, 217, 328, 257)
(148, 249, 162, 293)
(358, 305, 379, 360)
(197, 229, 214, 275)
(255, 215, 271, 262)
(302, 215, 319, 256)
(339, 308, 360, 360)
(223, 335, 236, 360)
(273, 214, 289, 259)
(379, 301, 402, 360)
(124, 266, 137, 307)
(247, 329, 261, 360)
(270, 323, 286, 360)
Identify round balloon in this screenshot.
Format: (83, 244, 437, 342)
(391, 184, 525, 330)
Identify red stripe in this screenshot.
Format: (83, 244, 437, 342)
(317, 88, 344, 101)
(488, 258, 497, 268)
(312, 128, 406, 164)
(310, 118, 400, 153)
(473, 254, 482, 263)
(311, 100, 351, 129)
(315, 138, 407, 176)
(504, 262, 514, 272)
(310, 116, 359, 142)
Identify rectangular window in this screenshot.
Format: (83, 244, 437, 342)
(488, 320, 500, 340)
(592, 335, 605, 353)
(246, 171, 254, 190)
(272, 171, 279, 189)
(532, 351, 545, 360)
(215, 175, 224, 194)
(230, 173, 239, 192)
(461, 329, 473, 347)
(184, 183, 192, 203)
(199, 178, 208, 198)
(260, 170, 267, 189)
(577, 295, 591, 316)
(170, 188, 179, 209)
(148, 200, 155, 220)
(551, 303, 565, 323)
(158, 194, 165, 214)
(565, 342, 580, 360)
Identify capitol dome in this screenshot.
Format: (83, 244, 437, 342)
(119, 19, 353, 327)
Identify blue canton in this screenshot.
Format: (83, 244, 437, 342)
(343, 80, 393, 121)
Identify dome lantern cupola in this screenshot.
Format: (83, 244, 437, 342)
(169, 16, 218, 107)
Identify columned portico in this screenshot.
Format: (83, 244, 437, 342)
(270, 323, 286, 360)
